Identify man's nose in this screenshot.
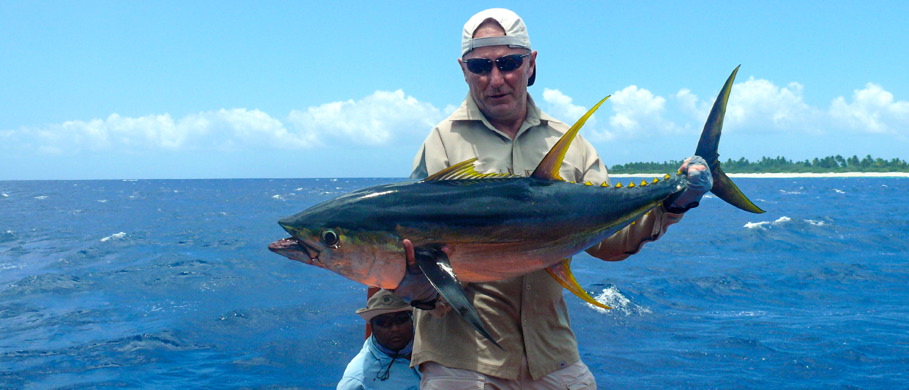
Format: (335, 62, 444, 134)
(488, 66, 506, 87)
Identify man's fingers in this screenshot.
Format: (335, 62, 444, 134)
(403, 239, 416, 269)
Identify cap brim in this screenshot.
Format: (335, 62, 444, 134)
(356, 306, 412, 322)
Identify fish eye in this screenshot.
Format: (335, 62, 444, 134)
(320, 229, 340, 248)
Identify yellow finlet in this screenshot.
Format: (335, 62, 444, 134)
(600, 182, 610, 187)
(664, 174, 671, 180)
(652, 178, 660, 184)
(640, 180, 648, 187)
(530, 96, 610, 181)
(615, 182, 623, 188)
(628, 182, 635, 188)
(583, 181, 593, 186)
(546, 259, 611, 310)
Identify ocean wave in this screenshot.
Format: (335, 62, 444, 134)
(100, 232, 127, 242)
(587, 284, 652, 316)
(744, 216, 792, 229)
(743, 216, 833, 231)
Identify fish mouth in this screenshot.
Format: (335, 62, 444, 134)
(268, 237, 323, 266)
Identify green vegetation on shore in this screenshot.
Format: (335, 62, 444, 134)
(609, 155, 909, 174)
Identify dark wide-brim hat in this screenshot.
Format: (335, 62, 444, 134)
(355, 289, 412, 322)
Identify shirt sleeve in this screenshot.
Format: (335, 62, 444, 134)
(410, 127, 448, 180)
(336, 376, 366, 390)
(576, 138, 685, 262)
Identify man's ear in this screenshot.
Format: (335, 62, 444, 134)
(457, 58, 469, 82)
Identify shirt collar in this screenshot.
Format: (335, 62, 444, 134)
(452, 94, 552, 139)
(368, 334, 413, 360)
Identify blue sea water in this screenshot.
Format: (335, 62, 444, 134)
(1, 177, 907, 389)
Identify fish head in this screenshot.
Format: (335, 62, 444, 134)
(268, 221, 339, 269)
(268, 205, 407, 289)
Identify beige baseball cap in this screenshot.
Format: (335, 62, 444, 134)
(355, 289, 412, 322)
(461, 8, 536, 86)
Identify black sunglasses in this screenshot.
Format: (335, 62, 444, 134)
(463, 53, 531, 75)
(371, 312, 412, 328)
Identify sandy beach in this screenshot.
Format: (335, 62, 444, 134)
(610, 172, 909, 178)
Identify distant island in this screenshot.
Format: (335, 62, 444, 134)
(609, 155, 909, 174)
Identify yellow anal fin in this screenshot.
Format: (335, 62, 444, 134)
(545, 259, 611, 310)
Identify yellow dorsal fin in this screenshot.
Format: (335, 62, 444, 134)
(530, 96, 610, 181)
(423, 158, 519, 181)
(546, 259, 611, 310)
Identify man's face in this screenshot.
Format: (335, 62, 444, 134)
(459, 44, 536, 126)
(370, 311, 413, 352)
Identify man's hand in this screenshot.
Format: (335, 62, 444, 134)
(393, 239, 441, 309)
(667, 156, 713, 212)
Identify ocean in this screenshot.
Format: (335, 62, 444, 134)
(1, 177, 907, 389)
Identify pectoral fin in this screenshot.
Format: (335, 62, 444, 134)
(546, 259, 611, 310)
(414, 247, 503, 350)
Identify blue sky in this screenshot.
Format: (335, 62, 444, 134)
(2, 1, 907, 180)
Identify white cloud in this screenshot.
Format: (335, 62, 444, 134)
(3, 90, 444, 154)
(677, 77, 823, 134)
(829, 83, 909, 136)
(287, 90, 443, 147)
(5, 84, 905, 158)
(604, 85, 685, 141)
(542, 87, 682, 142)
(15, 109, 300, 154)
(541, 88, 591, 125)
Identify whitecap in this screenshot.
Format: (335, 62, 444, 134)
(834, 189, 846, 194)
(805, 219, 826, 226)
(272, 194, 285, 201)
(100, 232, 127, 242)
(98, 199, 108, 203)
(744, 221, 771, 229)
(34, 195, 48, 200)
(744, 216, 790, 229)
(586, 285, 651, 316)
(1, 193, 8, 198)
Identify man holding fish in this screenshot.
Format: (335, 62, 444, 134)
(404, 8, 712, 389)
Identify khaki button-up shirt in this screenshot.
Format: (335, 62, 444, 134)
(409, 95, 682, 380)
